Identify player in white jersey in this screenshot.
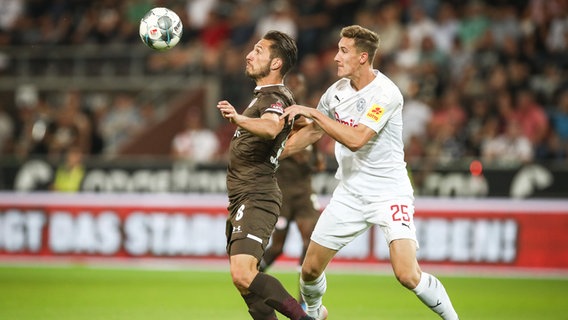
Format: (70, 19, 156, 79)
(280, 25, 459, 320)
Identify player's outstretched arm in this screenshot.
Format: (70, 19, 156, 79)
(281, 121, 323, 159)
(217, 100, 284, 139)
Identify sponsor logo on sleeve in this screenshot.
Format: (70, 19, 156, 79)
(267, 101, 284, 114)
(366, 104, 384, 122)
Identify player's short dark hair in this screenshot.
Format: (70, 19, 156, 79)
(340, 25, 380, 65)
(263, 30, 298, 77)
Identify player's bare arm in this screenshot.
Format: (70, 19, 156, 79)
(282, 104, 376, 152)
(280, 121, 323, 159)
(217, 100, 284, 139)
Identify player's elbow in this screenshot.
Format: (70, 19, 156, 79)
(346, 140, 366, 152)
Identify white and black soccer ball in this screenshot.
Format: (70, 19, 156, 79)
(139, 7, 183, 51)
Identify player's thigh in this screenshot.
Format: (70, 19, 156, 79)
(366, 196, 418, 248)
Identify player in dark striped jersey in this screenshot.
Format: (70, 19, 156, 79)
(216, 30, 314, 320)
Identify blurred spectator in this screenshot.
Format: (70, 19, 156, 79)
(292, 0, 330, 59)
(0, 0, 23, 30)
(51, 146, 85, 192)
(418, 35, 447, 72)
(0, 0, 23, 44)
(425, 90, 467, 163)
(531, 63, 563, 104)
(99, 93, 142, 154)
(506, 58, 531, 93)
(429, 90, 467, 132)
(406, 5, 437, 50)
(545, 2, 568, 53)
(486, 65, 509, 95)
(374, 2, 404, 59)
(185, 0, 218, 34)
(298, 53, 332, 97)
(199, 4, 231, 72)
(254, 0, 297, 41)
(56, 91, 92, 154)
(513, 88, 549, 149)
(48, 100, 85, 158)
(13, 89, 54, 158)
(463, 96, 494, 157)
(171, 112, 220, 163)
(425, 120, 466, 165)
(457, 0, 490, 51)
(481, 120, 534, 165)
(227, 1, 256, 49)
(432, 2, 459, 55)
(394, 31, 420, 74)
(489, 4, 523, 45)
(495, 89, 516, 128)
(402, 80, 432, 145)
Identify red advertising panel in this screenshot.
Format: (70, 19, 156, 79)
(1, 193, 567, 271)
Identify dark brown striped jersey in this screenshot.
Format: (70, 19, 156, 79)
(226, 84, 295, 199)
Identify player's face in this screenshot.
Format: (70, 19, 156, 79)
(334, 37, 362, 79)
(245, 39, 273, 81)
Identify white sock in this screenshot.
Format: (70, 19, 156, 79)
(300, 272, 326, 317)
(412, 272, 459, 320)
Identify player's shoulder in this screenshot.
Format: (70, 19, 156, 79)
(321, 78, 351, 101)
(330, 77, 352, 92)
(371, 71, 403, 104)
(373, 71, 400, 91)
(257, 85, 294, 104)
(255, 85, 295, 114)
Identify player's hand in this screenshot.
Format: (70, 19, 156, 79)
(217, 100, 241, 124)
(281, 104, 311, 125)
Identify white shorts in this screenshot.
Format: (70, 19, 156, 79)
(311, 186, 418, 251)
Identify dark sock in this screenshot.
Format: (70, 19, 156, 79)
(242, 292, 278, 320)
(249, 272, 308, 320)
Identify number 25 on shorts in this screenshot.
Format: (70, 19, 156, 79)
(390, 204, 410, 222)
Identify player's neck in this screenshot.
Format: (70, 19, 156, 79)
(255, 73, 284, 87)
(349, 67, 376, 91)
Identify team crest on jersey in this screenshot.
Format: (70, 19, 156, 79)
(366, 104, 384, 122)
(356, 98, 366, 112)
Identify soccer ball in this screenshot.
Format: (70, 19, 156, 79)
(139, 7, 183, 51)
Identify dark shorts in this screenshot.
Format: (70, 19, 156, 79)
(225, 194, 279, 261)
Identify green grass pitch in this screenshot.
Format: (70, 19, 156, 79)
(0, 265, 566, 319)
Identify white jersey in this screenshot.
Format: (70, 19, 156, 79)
(317, 70, 414, 199)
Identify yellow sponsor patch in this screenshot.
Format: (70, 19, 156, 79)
(366, 104, 384, 122)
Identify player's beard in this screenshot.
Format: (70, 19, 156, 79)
(246, 61, 271, 81)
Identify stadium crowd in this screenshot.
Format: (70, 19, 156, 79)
(0, 0, 567, 168)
